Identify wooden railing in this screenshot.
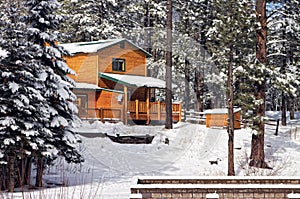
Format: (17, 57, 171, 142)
(128, 101, 181, 113)
(79, 108, 122, 123)
(79, 101, 182, 123)
(184, 110, 206, 124)
(128, 100, 181, 122)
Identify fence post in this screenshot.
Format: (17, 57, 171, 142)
(274, 119, 280, 136)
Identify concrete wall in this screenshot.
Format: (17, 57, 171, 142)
(130, 176, 300, 199)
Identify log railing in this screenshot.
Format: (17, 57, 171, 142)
(79, 101, 182, 123)
(79, 108, 123, 123)
(128, 100, 181, 122)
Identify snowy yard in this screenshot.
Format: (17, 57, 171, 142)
(5, 113, 300, 199)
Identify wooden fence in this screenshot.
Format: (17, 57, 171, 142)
(128, 100, 181, 122)
(78, 101, 182, 123)
(183, 110, 206, 124)
(79, 108, 123, 123)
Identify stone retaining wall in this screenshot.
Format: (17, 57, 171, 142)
(130, 176, 300, 199)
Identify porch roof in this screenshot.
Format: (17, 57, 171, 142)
(73, 82, 124, 94)
(99, 72, 168, 89)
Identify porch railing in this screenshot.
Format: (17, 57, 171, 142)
(79, 101, 182, 123)
(79, 108, 122, 123)
(128, 100, 181, 122)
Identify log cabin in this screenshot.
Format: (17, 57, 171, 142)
(61, 38, 182, 124)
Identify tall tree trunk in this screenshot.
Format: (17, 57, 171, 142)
(35, 157, 43, 187)
(227, 48, 235, 176)
(143, 1, 152, 56)
(184, 60, 190, 121)
(8, 155, 15, 192)
(289, 96, 295, 120)
(281, 15, 287, 126)
(282, 92, 287, 126)
(250, 0, 268, 168)
(24, 157, 32, 186)
(165, 0, 173, 129)
(194, 69, 204, 112)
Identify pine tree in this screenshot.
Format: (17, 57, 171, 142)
(165, 0, 173, 129)
(25, 0, 84, 187)
(206, 0, 256, 174)
(60, 0, 120, 42)
(0, 1, 48, 190)
(0, 0, 83, 190)
(249, 0, 269, 168)
(267, 0, 300, 122)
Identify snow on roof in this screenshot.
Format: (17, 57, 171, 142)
(60, 38, 152, 57)
(204, 108, 241, 114)
(73, 82, 124, 94)
(99, 72, 168, 89)
(74, 82, 102, 90)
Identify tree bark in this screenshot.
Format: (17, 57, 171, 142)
(227, 48, 235, 176)
(289, 96, 295, 120)
(281, 92, 287, 126)
(8, 155, 15, 192)
(194, 69, 204, 112)
(165, 0, 173, 129)
(250, 0, 268, 168)
(24, 157, 32, 186)
(35, 157, 43, 187)
(184, 60, 190, 121)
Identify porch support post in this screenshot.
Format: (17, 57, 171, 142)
(146, 88, 150, 125)
(135, 99, 139, 120)
(179, 103, 182, 122)
(158, 101, 161, 121)
(124, 86, 128, 125)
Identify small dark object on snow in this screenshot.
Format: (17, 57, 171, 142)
(209, 160, 218, 165)
(165, 138, 169, 145)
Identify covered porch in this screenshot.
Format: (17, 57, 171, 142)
(76, 73, 182, 124)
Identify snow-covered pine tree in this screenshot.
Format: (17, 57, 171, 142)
(172, 0, 215, 113)
(207, 0, 256, 114)
(0, 1, 53, 191)
(0, 0, 83, 190)
(24, 0, 84, 187)
(173, 0, 202, 115)
(206, 0, 256, 173)
(267, 0, 300, 123)
(60, 0, 120, 42)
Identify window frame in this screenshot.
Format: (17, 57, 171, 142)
(112, 58, 126, 72)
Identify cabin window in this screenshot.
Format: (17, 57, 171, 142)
(76, 94, 88, 115)
(112, 58, 126, 72)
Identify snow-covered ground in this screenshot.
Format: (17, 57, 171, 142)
(6, 112, 300, 198)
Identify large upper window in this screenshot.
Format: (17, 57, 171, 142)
(112, 58, 126, 72)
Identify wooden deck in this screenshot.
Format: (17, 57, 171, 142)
(79, 101, 182, 124)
